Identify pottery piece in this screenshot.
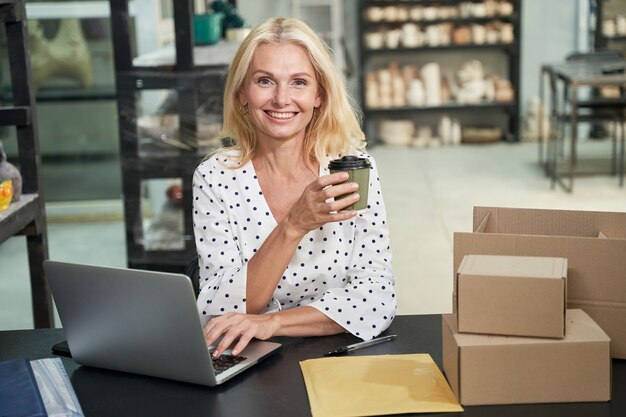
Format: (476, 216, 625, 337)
(408, 79, 426, 107)
(401, 23, 419, 47)
(439, 115, 453, 145)
(365, 6, 384, 22)
(0, 143, 22, 202)
(456, 60, 486, 104)
(364, 31, 384, 49)
(472, 24, 487, 45)
(397, 7, 409, 22)
(603, 19, 616, 37)
(379, 120, 414, 146)
(0, 180, 12, 210)
(410, 6, 423, 21)
(453, 26, 472, 45)
(422, 62, 442, 106)
(498, 1, 514, 16)
(423, 7, 438, 21)
(29, 18, 92, 90)
(383, 6, 399, 22)
(385, 29, 402, 49)
(500, 23, 514, 43)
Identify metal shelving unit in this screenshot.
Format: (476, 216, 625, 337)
(0, 0, 52, 328)
(358, 0, 522, 143)
(594, 0, 626, 51)
(108, 0, 236, 272)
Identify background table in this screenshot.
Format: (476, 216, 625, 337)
(539, 60, 626, 192)
(1, 315, 624, 417)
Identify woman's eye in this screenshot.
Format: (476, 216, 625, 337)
(257, 78, 272, 86)
(292, 79, 307, 87)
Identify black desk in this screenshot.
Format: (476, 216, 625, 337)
(1, 315, 624, 417)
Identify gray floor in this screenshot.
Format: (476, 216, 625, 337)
(2, 141, 626, 330)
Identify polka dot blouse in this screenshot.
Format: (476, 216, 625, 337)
(192, 151, 396, 340)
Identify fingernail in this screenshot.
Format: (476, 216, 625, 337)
(213, 350, 220, 357)
(351, 182, 359, 189)
(232, 349, 239, 355)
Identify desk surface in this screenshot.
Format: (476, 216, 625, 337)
(545, 59, 626, 86)
(1, 315, 624, 417)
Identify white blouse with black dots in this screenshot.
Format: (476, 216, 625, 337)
(192, 151, 396, 340)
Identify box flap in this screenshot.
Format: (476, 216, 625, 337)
(474, 210, 490, 233)
(458, 254, 567, 279)
(473, 206, 626, 238)
(453, 231, 626, 304)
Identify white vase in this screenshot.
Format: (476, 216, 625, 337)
(439, 115, 453, 145)
(407, 79, 426, 107)
(422, 63, 442, 106)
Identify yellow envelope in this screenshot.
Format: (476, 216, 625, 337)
(300, 353, 463, 417)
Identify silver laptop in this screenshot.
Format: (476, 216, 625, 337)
(44, 260, 281, 386)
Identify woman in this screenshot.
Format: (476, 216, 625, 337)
(192, 17, 396, 357)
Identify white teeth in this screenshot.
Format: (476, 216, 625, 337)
(267, 111, 296, 119)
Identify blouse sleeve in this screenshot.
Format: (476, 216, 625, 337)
(309, 155, 397, 340)
(192, 159, 249, 325)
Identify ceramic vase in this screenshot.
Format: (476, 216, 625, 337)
(0, 143, 22, 202)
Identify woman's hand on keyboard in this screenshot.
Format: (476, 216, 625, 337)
(204, 312, 278, 357)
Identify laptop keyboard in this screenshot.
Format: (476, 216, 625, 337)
(211, 354, 247, 375)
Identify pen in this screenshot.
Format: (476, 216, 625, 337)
(324, 334, 397, 357)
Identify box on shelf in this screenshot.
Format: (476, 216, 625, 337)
(457, 254, 567, 338)
(442, 309, 611, 406)
(453, 206, 626, 359)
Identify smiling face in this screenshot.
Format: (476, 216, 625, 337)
(240, 42, 321, 147)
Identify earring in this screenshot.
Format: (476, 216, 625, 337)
(239, 103, 249, 115)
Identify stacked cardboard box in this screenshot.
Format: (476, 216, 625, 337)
(456, 254, 567, 338)
(442, 252, 612, 406)
(453, 206, 626, 359)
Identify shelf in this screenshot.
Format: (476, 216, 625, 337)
(362, 16, 517, 28)
(128, 249, 196, 273)
(35, 87, 117, 102)
(110, 0, 231, 273)
(0, 0, 52, 328)
(0, 193, 40, 244)
(603, 35, 626, 42)
(2, 86, 117, 103)
(116, 68, 227, 90)
(25, 1, 138, 19)
(0, 106, 30, 126)
(594, 1, 626, 49)
(364, 102, 516, 115)
(364, 0, 514, 4)
(120, 155, 205, 180)
(296, 0, 333, 6)
(362, 42, 515, 55)
(132, 41, 239, 70)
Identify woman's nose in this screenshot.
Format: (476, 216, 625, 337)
(273, 84, 290, 107)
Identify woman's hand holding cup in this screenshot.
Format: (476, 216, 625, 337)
(285, 172, 360, 236)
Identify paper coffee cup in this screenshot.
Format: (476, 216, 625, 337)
(328, 156, 371, 211)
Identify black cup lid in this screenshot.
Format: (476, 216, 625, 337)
(328, 155, 371, 170)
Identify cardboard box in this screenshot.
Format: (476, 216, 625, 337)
(442, 309, 611, 406)
(453, 206, 626, 358)
(457, 254, 567, 338)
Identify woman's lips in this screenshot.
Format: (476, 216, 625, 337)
(265, 110, 297, 119)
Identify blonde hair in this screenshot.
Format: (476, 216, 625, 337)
(218, 17, 365, 166)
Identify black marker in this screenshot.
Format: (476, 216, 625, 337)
(324, 334, 397, 357)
